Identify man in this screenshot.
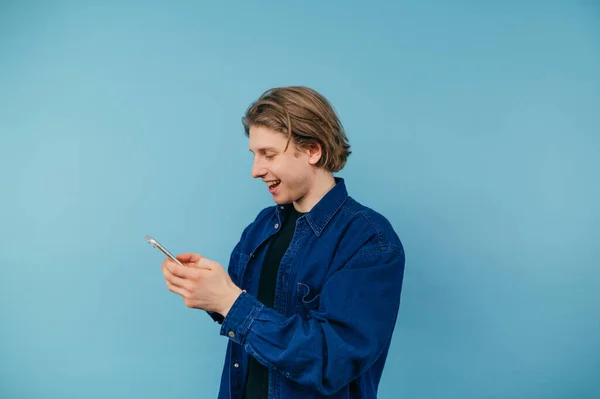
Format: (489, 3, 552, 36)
(161, 86, 405, 398)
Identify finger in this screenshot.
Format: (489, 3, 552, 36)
(163, 264, 194, 291)
(165, 278, 189, 297)
(165, 259, 194, 279)
(196, 257, 218, 270)
(176, 253, 204, 263)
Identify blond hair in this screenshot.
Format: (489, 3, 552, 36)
(242, 86, 351, 172)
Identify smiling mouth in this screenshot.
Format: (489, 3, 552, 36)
(267, 180, 281, 192)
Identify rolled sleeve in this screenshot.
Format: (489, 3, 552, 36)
(220, 290, 265, 345)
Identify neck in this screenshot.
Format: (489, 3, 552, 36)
(293, 170, 336, 213)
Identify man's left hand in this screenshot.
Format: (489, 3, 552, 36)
(161, 253, 243, 317)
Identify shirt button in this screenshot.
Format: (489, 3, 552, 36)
(228, 330, 235, 338)
(274, 223, 279, 229)
(234, 363, 239, 368)
(280, 206, 284, 209)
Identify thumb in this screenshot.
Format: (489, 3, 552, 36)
(177, 252, 204, 265)
(196, 257, 217, 270)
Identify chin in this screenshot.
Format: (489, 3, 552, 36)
(273, 196, 289, 205)
(272, 192, 294, 205)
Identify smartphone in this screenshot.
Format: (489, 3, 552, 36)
(145, 235, 185, 267)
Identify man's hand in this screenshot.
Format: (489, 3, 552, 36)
(161, 253, 243, 317)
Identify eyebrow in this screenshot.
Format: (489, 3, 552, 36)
(249, 147, 279, 153)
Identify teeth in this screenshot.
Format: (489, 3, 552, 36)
(267, 180, 280, 187)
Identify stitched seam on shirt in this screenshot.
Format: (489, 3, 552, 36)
(220, 296, 243, 338)
(353, 244, 404, 259)
(321, 195, 348, 230)
(358, 211, 385, 248)
(240, 299, 264, 344)
(308, 195, 348, 236)
(245, 341, 277, 372)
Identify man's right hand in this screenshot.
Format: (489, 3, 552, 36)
(174, 252, 204, 267)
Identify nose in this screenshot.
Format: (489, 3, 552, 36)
(251, 157, 267, 179)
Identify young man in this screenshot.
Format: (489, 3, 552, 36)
(161, 86, 405, 398)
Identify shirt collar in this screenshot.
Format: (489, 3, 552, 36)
(276, 177, 348, 237)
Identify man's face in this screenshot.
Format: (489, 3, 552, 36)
(248, 125, 318, 205)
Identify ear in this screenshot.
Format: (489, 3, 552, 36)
(307, 142, 322, 165)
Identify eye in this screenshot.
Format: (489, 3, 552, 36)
(265, 154, 275, 160)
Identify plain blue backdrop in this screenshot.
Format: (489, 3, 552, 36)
(1, 1, 599, 398)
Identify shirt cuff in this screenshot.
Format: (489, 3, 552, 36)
(220, 290, 264, 345)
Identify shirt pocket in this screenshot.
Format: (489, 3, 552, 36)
(295, 282, 321, 317)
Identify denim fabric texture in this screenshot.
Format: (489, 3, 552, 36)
(211, 177, 405, 398)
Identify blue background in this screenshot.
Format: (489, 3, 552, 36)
(1, 1, 599, 398)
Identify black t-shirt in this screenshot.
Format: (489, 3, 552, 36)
(243, 206, 303, 399)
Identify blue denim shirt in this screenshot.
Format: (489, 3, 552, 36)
(210, 177, 405, 398)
